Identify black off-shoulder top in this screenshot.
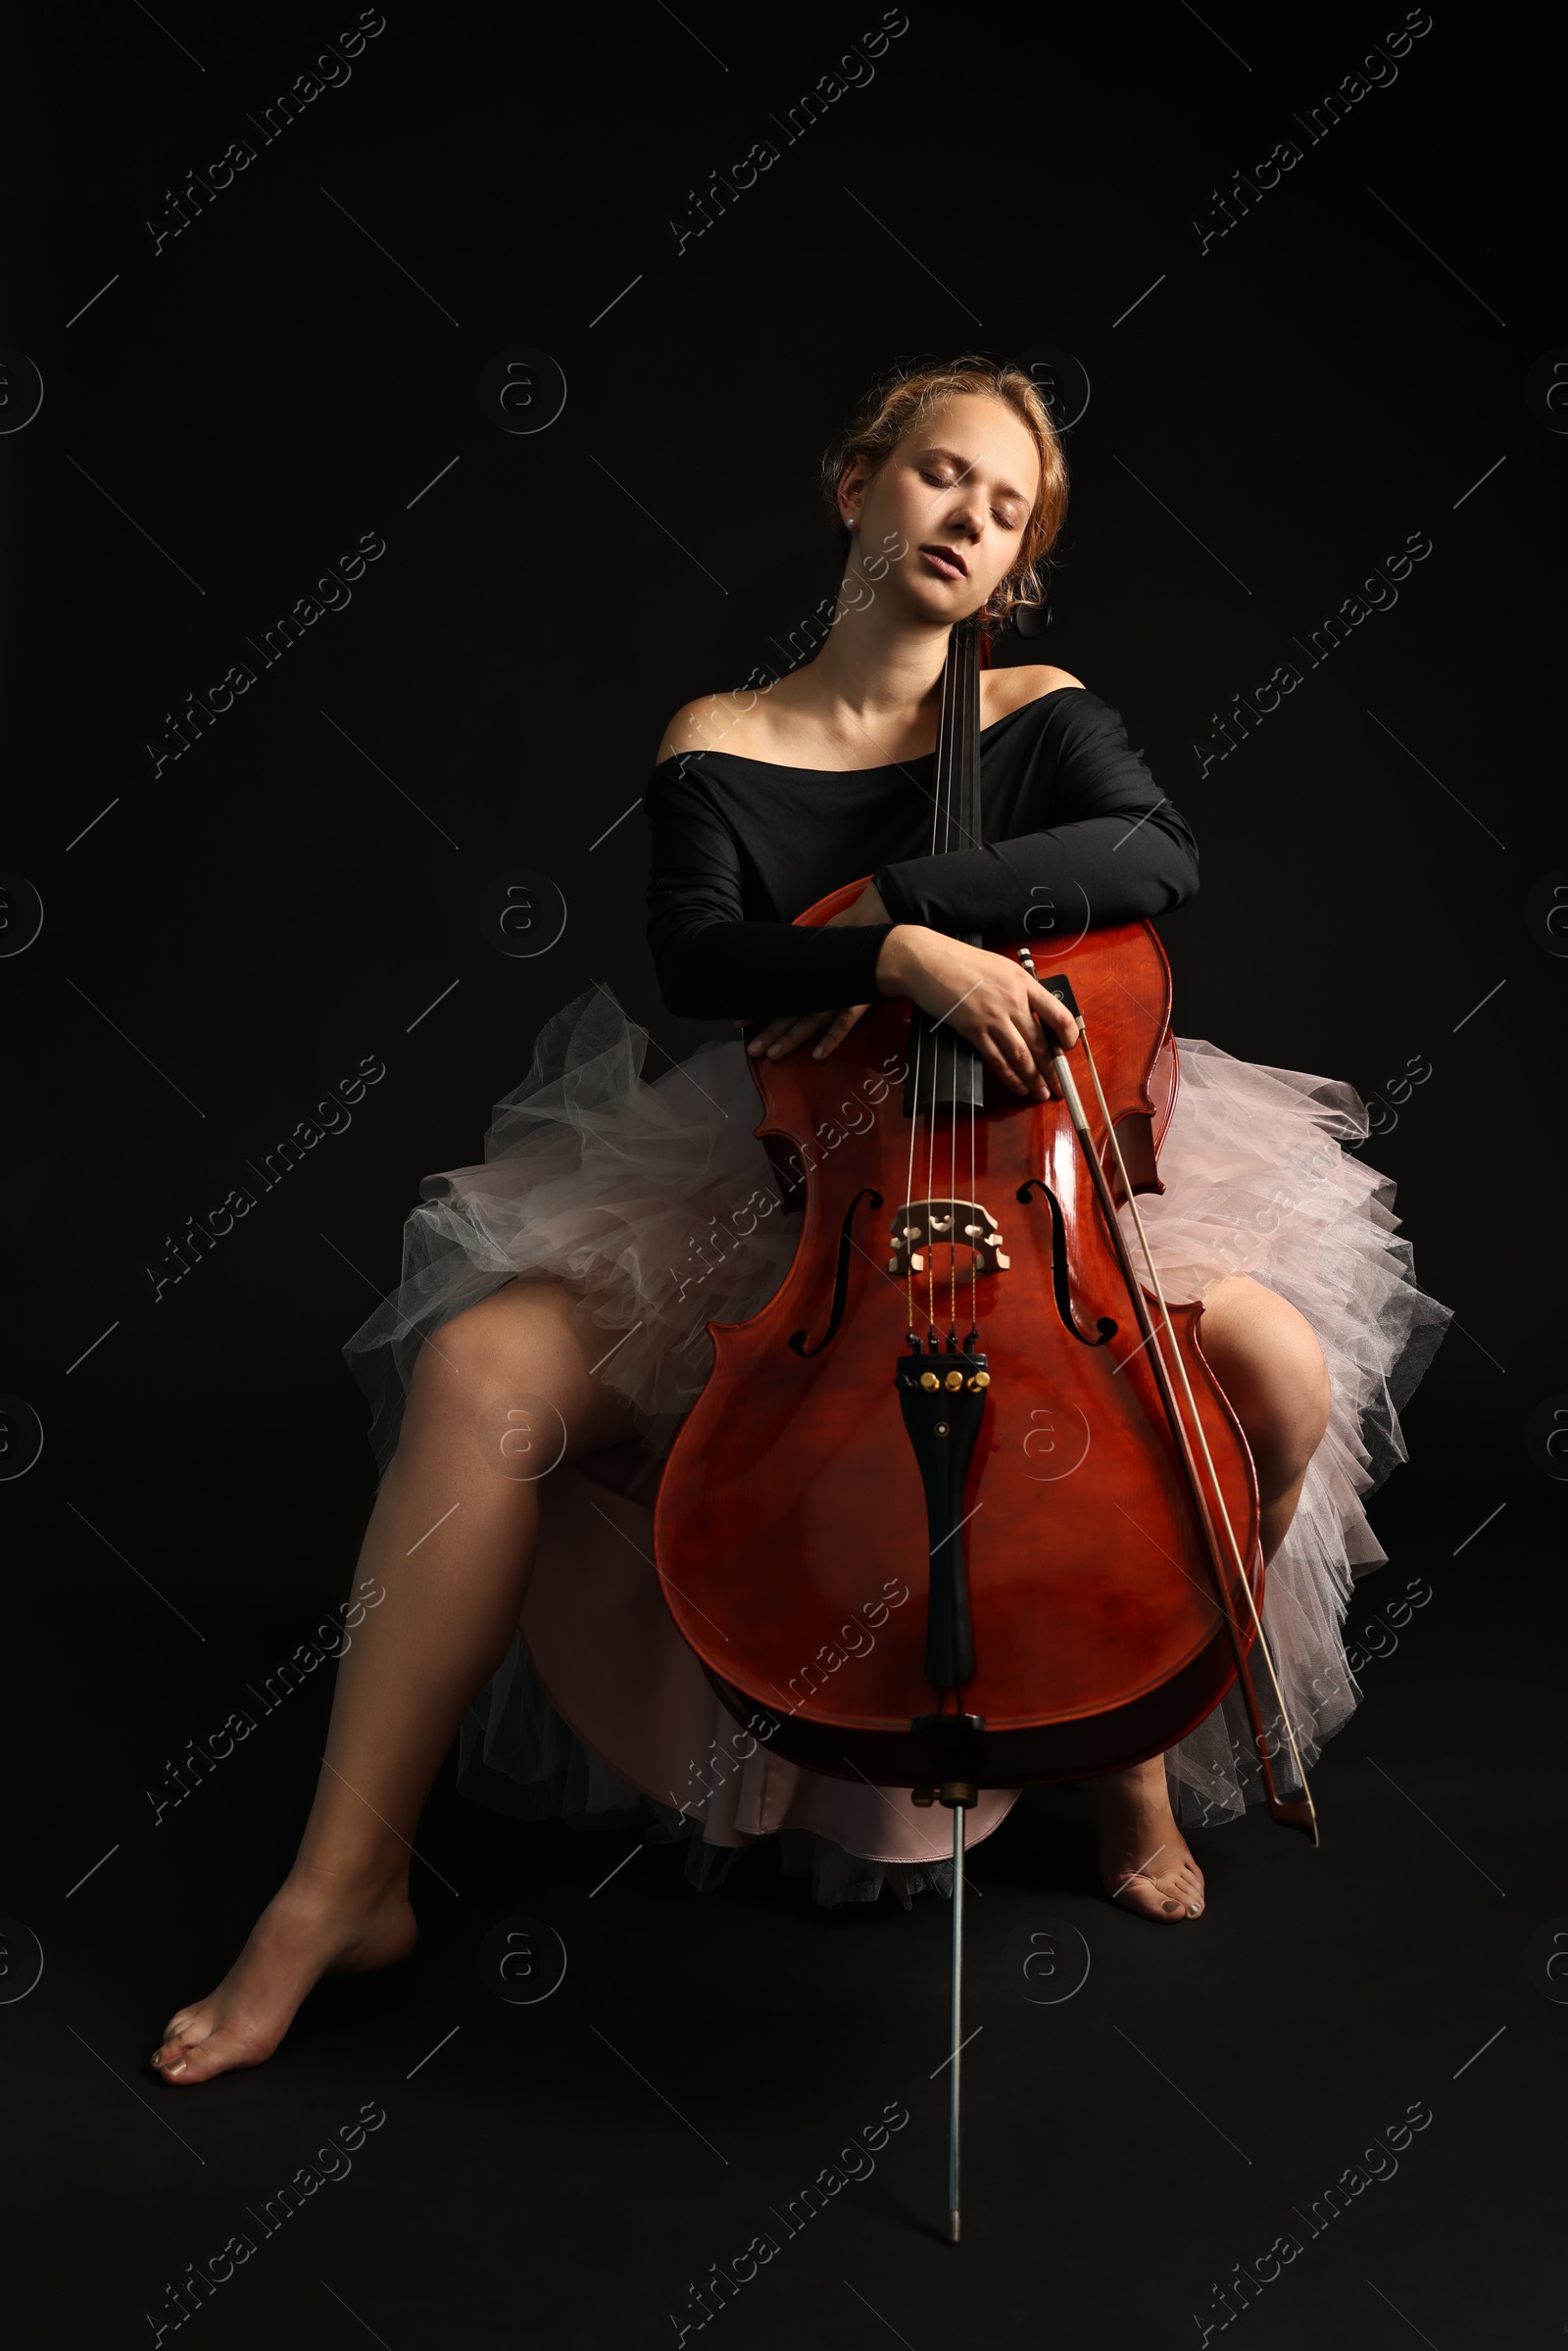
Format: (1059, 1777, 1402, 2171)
(644, 686, 1199, 1019)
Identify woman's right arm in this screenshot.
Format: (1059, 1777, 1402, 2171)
(646, 757, 1076, 1102)
(745, 881, 1076, 1102)
(874, 923, 1077, 1102)
(645, 753, 898, 1018)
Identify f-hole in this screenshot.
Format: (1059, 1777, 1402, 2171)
(1016, 1178, 1116, 1347)
(789, 1186, 884, 1357)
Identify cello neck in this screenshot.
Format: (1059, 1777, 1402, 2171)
(904, 614, 987, 1118)
(931, 613, 985, 864)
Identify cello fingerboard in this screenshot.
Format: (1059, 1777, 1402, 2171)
(903, 611, 987, 1115)
(902, 1003, 985, 1114)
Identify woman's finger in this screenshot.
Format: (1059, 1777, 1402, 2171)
(994, 1017, 1050, 1100)
(1014, 1014, 1059, 1098)
(983, 1030, 1037, 1099)
(749, 999, 877, 1061)
(753, 1009, 838, 1059)
(808, 1004, 868, 1058)
(1014, 996, 1059, 1088)
(749, 1011, 816, 1054)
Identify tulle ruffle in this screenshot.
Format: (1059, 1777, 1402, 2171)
(343, 983, 799, 1481)
(1110, 1039, 1450, 1824)
(342, 986, 1450, 1894)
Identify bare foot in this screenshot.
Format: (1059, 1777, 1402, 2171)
(1090, 1757, 1205, 1923)
(151, 1863, 417, 2085)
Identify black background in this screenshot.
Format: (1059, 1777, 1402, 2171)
(4, 4, 1565, 2345)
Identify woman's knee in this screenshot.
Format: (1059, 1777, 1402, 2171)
(405, 1277, 638, 1457)
(1268, 1325, 1333, 1477)
(1201, 1278, 1331, 1486)
(409, 1280, 563, 1412)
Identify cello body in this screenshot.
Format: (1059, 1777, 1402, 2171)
(653, 884, 1262, 1792)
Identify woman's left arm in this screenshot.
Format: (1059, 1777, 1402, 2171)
(743, 884, 894, 1063)
(749, 689, 1198, 1063)
(871, 688, 1198, 939)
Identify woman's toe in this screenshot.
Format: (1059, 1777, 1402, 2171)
(153, 2021, 252, 2083)
(1169, 1866, 1204, 1918)
(1115, 1872, 1184, 1922)
(152, 2005, 223, 2080)
(1108, 1857, 1206, 1922)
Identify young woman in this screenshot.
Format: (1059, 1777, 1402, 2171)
(152, 358, 1448, 2085)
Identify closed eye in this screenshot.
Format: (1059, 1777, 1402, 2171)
(920, 469, 1020, 530)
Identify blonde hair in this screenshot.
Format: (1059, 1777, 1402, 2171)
(820, 355, 1068, 625)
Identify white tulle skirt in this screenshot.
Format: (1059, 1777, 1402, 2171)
(343, 984, 1450, 1905)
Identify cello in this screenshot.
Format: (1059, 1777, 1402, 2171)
(652, 612, 1316, 2240)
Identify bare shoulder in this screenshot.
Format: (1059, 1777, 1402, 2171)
(986, 662, 1086, 720)
(656, 694, 743, 764)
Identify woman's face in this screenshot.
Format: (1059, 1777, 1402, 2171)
(840, 391, 1042, 622)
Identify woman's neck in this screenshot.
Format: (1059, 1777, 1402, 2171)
(771, 575, 956, 760)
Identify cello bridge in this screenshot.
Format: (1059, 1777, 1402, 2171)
(887, 1199, 1009, 1280)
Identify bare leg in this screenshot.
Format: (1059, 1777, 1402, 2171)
(1091, 1275, 1333, 1924)
(152, 1278, 643, 2084)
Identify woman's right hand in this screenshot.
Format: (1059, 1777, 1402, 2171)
(875, 925, 1079, 1102)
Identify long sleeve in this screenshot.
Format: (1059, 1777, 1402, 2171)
(645, 759, 894, 1018)
(873, 692, 1199, 938)
(643, 691, 1200, 1022)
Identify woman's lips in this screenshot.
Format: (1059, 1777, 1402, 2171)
(919, 546, 967, 580)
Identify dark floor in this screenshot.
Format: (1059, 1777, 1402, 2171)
(4, 1464, 1558, 2349)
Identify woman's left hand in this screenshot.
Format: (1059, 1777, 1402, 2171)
(740, 882, 888, 1062)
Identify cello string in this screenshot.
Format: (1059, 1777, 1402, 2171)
(929, 624, 955, 1336)
(968, 617, 981, 1340)
(948, 620, 965, 1339)
(965, 617, 983, 1338)
(923, 624, 956, 1338)
(969, 624, 980, 1342)
(950, 620, 973, 1345)
(909, 625, 952, 1342)
(944, 623, 955, 1335)
(1074, 1021, 1317, 1821)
